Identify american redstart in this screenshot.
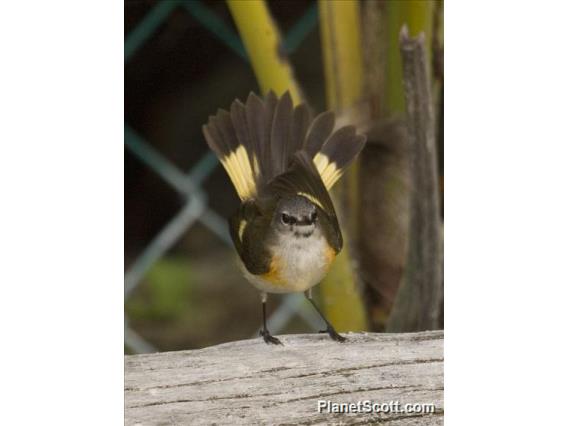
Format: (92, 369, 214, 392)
(203, 91, 366, 344)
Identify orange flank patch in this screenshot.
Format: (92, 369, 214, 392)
(261, 256, 286, 286)
(325, 245, 337, 267)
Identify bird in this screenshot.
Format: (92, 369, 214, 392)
(202, 91, 366, 345)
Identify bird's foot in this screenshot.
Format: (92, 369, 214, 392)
(260, 329, 283, 345)
(319, 326, 346, 343)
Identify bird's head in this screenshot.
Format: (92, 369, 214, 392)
(272, 195, 318, 238)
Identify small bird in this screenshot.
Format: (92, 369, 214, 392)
(203, 91, 366, 344)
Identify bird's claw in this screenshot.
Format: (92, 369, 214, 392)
(260, 329, 283, 345)
(319, 326, 346, 343)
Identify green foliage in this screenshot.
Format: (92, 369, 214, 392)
(126, 257, 193, 322)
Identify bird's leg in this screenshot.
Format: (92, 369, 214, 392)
(305, 289, 346, 342)
(259, 292, 282, 345)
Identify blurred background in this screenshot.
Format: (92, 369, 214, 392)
(125, 0, 444, 353)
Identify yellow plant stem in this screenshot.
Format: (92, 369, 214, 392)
(319, 0, 364, 109)
(226, 0, 302, 105)
(318, 0, 367, 332)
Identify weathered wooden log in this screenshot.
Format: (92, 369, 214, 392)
(125, 331, 443, 425)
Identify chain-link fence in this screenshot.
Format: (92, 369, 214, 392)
(125, 0, 322, 353)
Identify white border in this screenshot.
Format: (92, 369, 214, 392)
(0, 1, 123, 424)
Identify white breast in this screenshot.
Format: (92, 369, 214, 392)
(242, 228, 332, 294)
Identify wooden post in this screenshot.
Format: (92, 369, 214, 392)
(357, 0, 436, 331)
(125, 331, 444, 425)
(387, 27, 443, 332)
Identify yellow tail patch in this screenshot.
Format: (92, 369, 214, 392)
(219, 145, 258, 200)
(313, 153, 342, 190)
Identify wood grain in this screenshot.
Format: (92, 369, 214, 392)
(125, 331, 443, 425)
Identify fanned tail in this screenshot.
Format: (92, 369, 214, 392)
(202, 91, 367, 200)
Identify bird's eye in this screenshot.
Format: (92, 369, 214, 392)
(281, 213, 296, 225)
(310, 211, 318, 222)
